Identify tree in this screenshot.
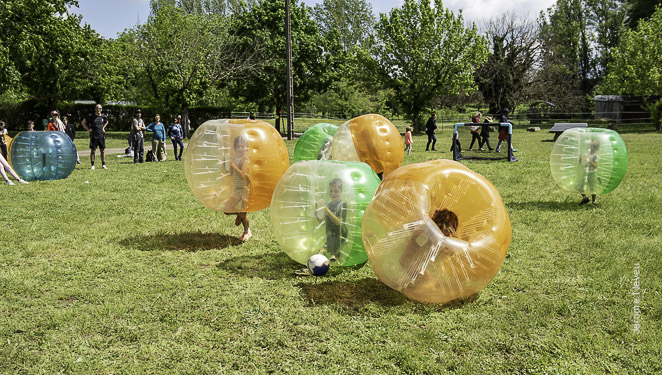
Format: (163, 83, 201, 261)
(372, 0, 487, 132)
(624, 0, 662, 28)
(232, 0, 326, 120)
(312, 0, 375, 50)
(0, 0, 101, 106)
(124, 5, 262, 134)
(475, 12, 540, 115)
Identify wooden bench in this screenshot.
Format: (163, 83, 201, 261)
(549, 123, 588, 141)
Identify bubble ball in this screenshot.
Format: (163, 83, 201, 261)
(9, 131, 77, 181)
(331, 114, 404, 177)
(271, 160, 381, 266)
(307, 254, 330, 276)
(185, 119, 289, 213)
(550, 128, 628, 195)
(293, 122, 339, 162)
(361, 159, 511, 304)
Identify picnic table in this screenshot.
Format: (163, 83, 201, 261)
(549, 123, 588, 141)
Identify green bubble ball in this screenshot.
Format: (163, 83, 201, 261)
(293, 123, 338, 162)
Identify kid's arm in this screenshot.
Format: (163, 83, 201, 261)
(324, 207, 343, 226)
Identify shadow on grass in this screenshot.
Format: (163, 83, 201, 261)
(216, 252, 299, 280)
(298, 278, 479, 314)
(120, 230, 242, 252)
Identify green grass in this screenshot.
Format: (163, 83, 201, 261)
(1, 127, 660, 374)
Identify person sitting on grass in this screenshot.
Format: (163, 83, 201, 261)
(0, 153, 28, 185)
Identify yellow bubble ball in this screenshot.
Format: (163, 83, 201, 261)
(185, 119, 289, 212)
(362, 160, 511, 303)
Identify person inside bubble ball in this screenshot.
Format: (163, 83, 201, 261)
(224, 135, 252, 241)
(398, 209, 459, 289)
(578, 139, 600, 205)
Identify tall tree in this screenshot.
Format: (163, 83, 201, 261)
(624, 0, 662, 28)
(372, 0, 487, 132)
(232, 0, 326, 116)
(475, 12, 540, 114)
(312, 0, 375, 50)
(0, 0, 100, 106)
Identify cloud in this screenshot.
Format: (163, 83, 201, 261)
(442, 0, 557, 23)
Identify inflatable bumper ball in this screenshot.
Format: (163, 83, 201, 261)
(9, 131, 77, 181)
(185, 119, 289, 213)
(362, 160, 511, 304)
(271, 160, 381, 266)
(293, 122, 339, 162)
(550, 128, 628, 195)
(331, 114, 404, 177)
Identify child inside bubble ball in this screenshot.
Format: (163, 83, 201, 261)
(578, 139, 600, 205)
(224, 135, 252, 241)
(320, 178, 348, 263)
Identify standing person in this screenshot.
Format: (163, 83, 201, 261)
(168, 117, 184, 161)
(480, 116, 494, 151)
(578, 139, 600, 205)
(224, 135, 251, 241)
(132, 109, 146, 163)
(145, 114, 167, 162)
(469, 112, 482, 151)
(26, 121, 35, 131)
(0, 121, 7, 159)
(46, 110, 65, 131)
(248, 111, 255, 120)
(495, 109, 517, 153)
(404, 127, 413, 155)
(1, 153, 29, 185)
(425, 112, 438, 151)
(63, 115, 80, 164)
(81, 103, 109, 170)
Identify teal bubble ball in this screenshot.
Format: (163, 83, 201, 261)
(9, 131, 77, 181)
(550, 128, 628, 195)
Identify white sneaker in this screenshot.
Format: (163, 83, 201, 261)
(6, 181, 15, 185)
(102, 165, 108, 170)
(18, 179, 28, 184)
(90, 165, 95, 170)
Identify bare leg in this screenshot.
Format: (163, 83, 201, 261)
(90, 149, 96, 166)
(100, 148, 106, 165)
(0, 155, 24, 182)
(239, 213, 251, 241)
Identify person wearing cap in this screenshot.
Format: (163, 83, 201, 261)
(46, 110, 65, 132)
(81, 104, 109, 170)
(132, 109, 146, 163)
(495, 108, 517, 153)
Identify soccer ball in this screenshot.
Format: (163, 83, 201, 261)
(307, 254, 330, 276)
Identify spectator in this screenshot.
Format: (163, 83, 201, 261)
(146, 114, 167, 162)
(425, 112, 438, 151)
(168, 116, 184, 161)
(132, 109, 146, 163)
(81, 104, 109, 170)
(63, 115, 80, 164)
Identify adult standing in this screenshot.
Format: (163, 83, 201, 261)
(46, 110, 65, 132)
(495, 109, 517, 153)
(81, 104, 109, 170)
(168, 117, 184, 161)
(425, 112, 438, 151)
(132, 109, 146, 163)
(146, 114, 167, 162)
(63, 115, 80, 164)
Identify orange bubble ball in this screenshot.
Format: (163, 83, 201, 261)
(362, 160, 511, 303)
(185, 119, 289, 212)
(332, 114, 404, 177)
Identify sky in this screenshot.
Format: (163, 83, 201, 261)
(72, 0, 558, 39)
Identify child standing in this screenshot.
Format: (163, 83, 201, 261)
(404, 127, 413, 155)
(469, 112, 482, 151)
(578, 139, 600, 205)
(224, 135, 251, 241)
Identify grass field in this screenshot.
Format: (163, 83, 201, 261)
(1, 125, 660, 373)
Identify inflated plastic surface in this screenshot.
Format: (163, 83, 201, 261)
(185, 119, 289, 213)
(3, 134, 12, 163)
(9, 131, 77, 181)
(293, 123, 338, 162)
(331, 114, 404, 177)
(362, 160, 511, 303)
(550, 128, 628, 195)
(271, 160, 381, 266)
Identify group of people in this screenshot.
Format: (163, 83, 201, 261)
(124, 110, 185, 163)
(404, 109, 518, 155)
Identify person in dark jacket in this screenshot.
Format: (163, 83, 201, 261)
(495, 109, 517, 153)
(425, 113, 438, 151)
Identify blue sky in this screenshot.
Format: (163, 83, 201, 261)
(73, 0, 557, 39)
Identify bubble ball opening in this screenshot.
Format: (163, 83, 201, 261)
(361, 159, 511, 304)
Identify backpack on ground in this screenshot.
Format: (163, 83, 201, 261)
(145, 150, 155, 162)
